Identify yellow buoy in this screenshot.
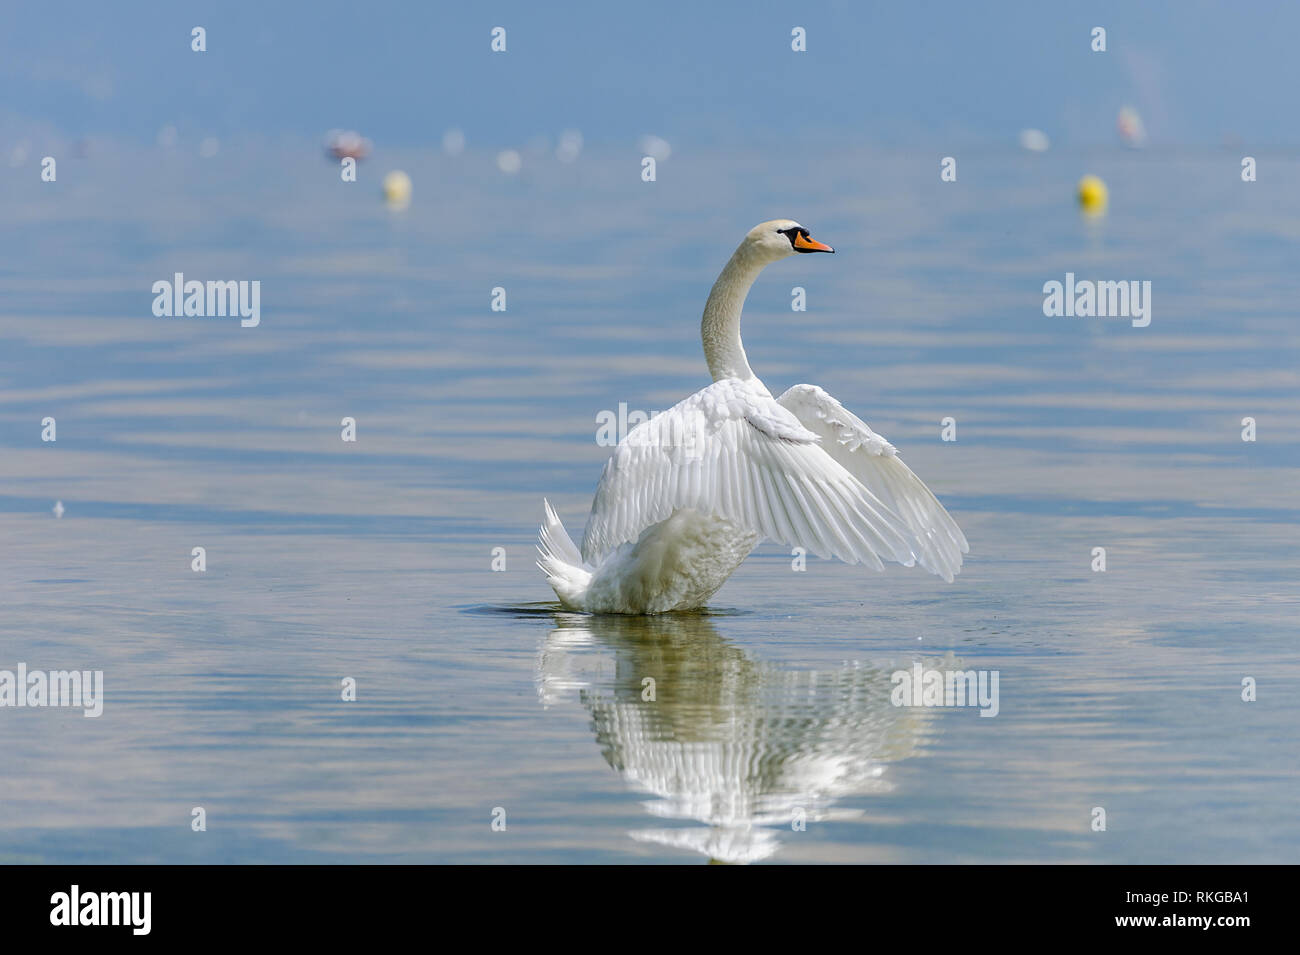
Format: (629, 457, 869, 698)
(1077, 174, 1108, 216)
(383, 170, 412, 210)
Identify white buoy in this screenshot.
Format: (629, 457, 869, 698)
(1018, 129, 1050, 152)
(496, 150, 522, 175)
(382, 170, 412, 209)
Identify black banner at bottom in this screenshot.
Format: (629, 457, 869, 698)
(0, 864, 1277, 940)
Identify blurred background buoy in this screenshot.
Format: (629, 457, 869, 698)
(1077, 174, 1108, 216)
(326, 129, 372, 161)
(496, 150, 522, 175)
(382, 169, 412, 210)
(1018, 128, 1050, 152)
(1117, 106, 1146, 148)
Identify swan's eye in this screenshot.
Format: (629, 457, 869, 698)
(777, 227, 807, 249)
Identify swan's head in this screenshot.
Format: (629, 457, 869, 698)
(744, 219, 834, 263)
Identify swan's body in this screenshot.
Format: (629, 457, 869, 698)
(538, 220, 968, 614)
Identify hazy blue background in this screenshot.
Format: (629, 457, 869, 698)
(4, 0, 1300, 153)
(1, 2, 1296, 864)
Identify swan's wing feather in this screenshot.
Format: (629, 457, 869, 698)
(580, 378, 918, 568)
(777, 384, 969, 581)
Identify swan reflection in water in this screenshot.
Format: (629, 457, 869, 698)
(537, 613, 943, 864)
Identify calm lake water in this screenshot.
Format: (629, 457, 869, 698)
(1, 144, 1296, 863)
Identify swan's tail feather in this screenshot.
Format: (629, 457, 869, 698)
(537, 499, 591, 609)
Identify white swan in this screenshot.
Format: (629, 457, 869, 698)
(538, 219, 968, 614)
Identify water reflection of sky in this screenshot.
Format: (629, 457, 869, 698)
(1, 139, 1297, 862)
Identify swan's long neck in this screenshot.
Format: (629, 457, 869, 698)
(701, 244, 769, 387)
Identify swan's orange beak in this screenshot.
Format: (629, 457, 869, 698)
(793, 232, 834, 253)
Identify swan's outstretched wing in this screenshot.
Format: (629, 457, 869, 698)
(776, 384, 968, 582)
(580, 378, 918, 570)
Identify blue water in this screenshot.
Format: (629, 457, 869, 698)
(1, 144, 1296, 863)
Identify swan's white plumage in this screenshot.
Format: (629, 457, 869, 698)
(580, 377, 917, 571)
(537, 498, 590, 607)
(537, 218, 968, 614)
(775, 384, 969, 582)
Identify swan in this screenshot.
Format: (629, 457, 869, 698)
(538, 219, 968, 614)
